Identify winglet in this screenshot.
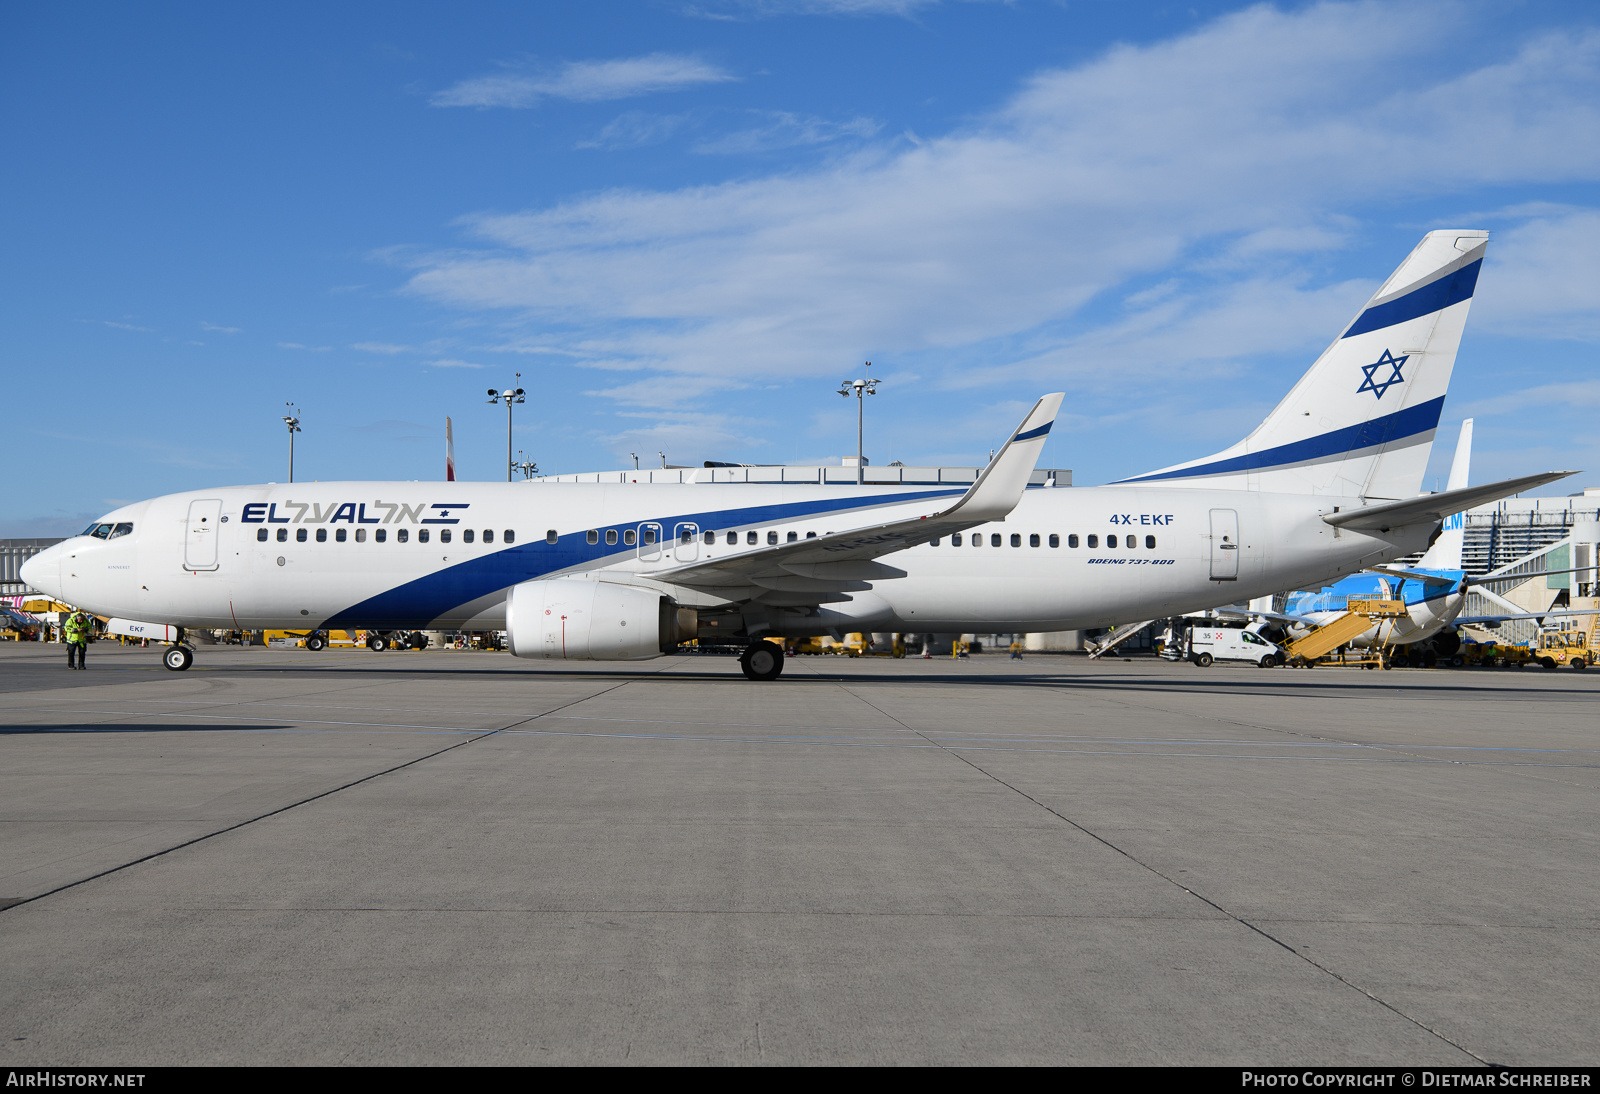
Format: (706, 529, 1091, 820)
(946, 393, 1065, 522)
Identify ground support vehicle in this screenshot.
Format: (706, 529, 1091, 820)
(1284, 598, 1405, 668)
(1181, 624, 1286, 668)
(1533, 629, 1591, 670)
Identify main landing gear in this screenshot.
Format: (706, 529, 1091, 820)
(163, 645, 194, 671)
(740, 641, 785, 681)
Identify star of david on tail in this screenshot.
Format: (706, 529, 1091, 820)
(1357, 349, 1408, 399)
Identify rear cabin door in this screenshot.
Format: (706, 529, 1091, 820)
(674, 522, 699, 563)
(1209, 508, 1239, 581)
(184, 498, 223, 571)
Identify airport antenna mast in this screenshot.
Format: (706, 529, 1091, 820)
(281, 403, 301, 483)
(486, 376, 526, 483)
(837, 362, 881, 486)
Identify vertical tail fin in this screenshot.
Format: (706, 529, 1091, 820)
(1117, 230, 1487, 498)
(446, 416, 456, 482)
(1415, 418, 1472, 569)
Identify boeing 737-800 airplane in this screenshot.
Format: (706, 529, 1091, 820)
(21, 230, 1573, 679)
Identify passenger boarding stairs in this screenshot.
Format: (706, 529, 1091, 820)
(1283, 599, 1405, 663)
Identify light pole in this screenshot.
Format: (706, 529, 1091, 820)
(486, 375, 526, 483)
(837, 362, 880, 485)
(281, 403, 301, 483)
(514, 450, 540, 480)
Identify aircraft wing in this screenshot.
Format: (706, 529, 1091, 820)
(1323, 471, 1579, 532)
(656, 393, 1065, 593)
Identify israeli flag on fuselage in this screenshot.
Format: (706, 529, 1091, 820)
(1118, 230, 1487, 499)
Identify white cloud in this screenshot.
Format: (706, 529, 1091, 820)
(277, 342, 331, 352)
(432, 54, 734, 109)
(198, 321, 241, 334)
(685, 0, 943, 16)
(692, 111, 881, 154)
(1472, 210, 1600, 341)
(400, 3, 1600, 424)
(578, 111, 690, 150)
(352, 341, 413, 354)
(427, 358, 487, 369)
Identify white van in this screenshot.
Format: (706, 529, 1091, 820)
(1183, 624, 1284, 668)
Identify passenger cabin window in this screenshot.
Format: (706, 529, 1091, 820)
(440, 530, 451, 544)
(277, 528, 288, 542)
(1127, 535, 1136, 550)
(504, 530, 515, 544)
(396, 529, 407, 543)
(1010, 534, 1021, 547)
(547, 530, 558, 544)
(605, 529, 618, 545)
(681, 529, 694, 545)
(317, 528, 327, 542)
(418, 529, 429, 544)
(376, 529, 386, 543)
(991, 534, 1002, 547)
(748, 532, 758, 545)
(952, 533, 962, 546)
(704, 530, 715, 546)
(356, 528, 367, 543)
(1049, 534, 1059, 548)
(787, 531, 798, 543)
(930, 538, 940, 547)
(1146, 535, 1156, 549)
(257, 528, 268, 542)
(337, 528, 348, 542)
(806, 532, 817, 539)
(483, 529, 493, 544)
(462, 529, 474, 544)
(767, 531, 778, 545)
(1107, 535, 1117, 548)
(726, 532, 737, 546)
(624, 529, 636, 546)
(1087, 535, 1098, 548)
(1030, 534, 1040, 547)
(296, 528, 307, 542)
(642, 528, 656, 545)
(587, 530, 599, 545)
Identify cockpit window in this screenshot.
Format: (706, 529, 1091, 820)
(79, 523, 114, 539)
(109, 523, 133, 539)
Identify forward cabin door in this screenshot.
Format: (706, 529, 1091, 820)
(1209, 508, 1239, 581)
(184, 499, 223, 571)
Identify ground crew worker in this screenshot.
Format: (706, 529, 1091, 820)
(65, 610, 91, 669)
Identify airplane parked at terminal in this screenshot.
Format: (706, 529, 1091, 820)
(21, 230, 1574, 678)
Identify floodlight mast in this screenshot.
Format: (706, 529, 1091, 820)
(486, 375, 527, 483)
(281, 403, 301, 483)
(836, 362, 880, 485)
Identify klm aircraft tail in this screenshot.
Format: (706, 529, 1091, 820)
(1117, 230, 1487, 499)
(1415, 418, 1472, 569)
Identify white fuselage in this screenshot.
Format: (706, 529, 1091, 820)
(25, 480, 1433, 640)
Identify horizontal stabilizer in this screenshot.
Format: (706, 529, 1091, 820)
(1324, 471, 1579, 532)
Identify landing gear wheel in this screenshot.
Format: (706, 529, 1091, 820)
(368, 636, 389, 652)
(740, 642, 784, 681)
(163, 646, 194, 672)
(305, 634, 326, 652)
(1194, 653, 1213, 668)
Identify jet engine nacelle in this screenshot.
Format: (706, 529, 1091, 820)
(505, 578, 695, 661)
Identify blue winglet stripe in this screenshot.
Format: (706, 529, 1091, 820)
(1342, 260, 1480, 339)
(1115, 396, 1445, 483)
(1012, 422, 1053, 443)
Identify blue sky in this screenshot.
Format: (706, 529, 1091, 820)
(5, 0, 1600, 535)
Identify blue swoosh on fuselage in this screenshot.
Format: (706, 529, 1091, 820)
(322, 488, 965, 629)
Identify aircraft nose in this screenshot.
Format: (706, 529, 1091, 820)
(19, 547, 59, 596)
